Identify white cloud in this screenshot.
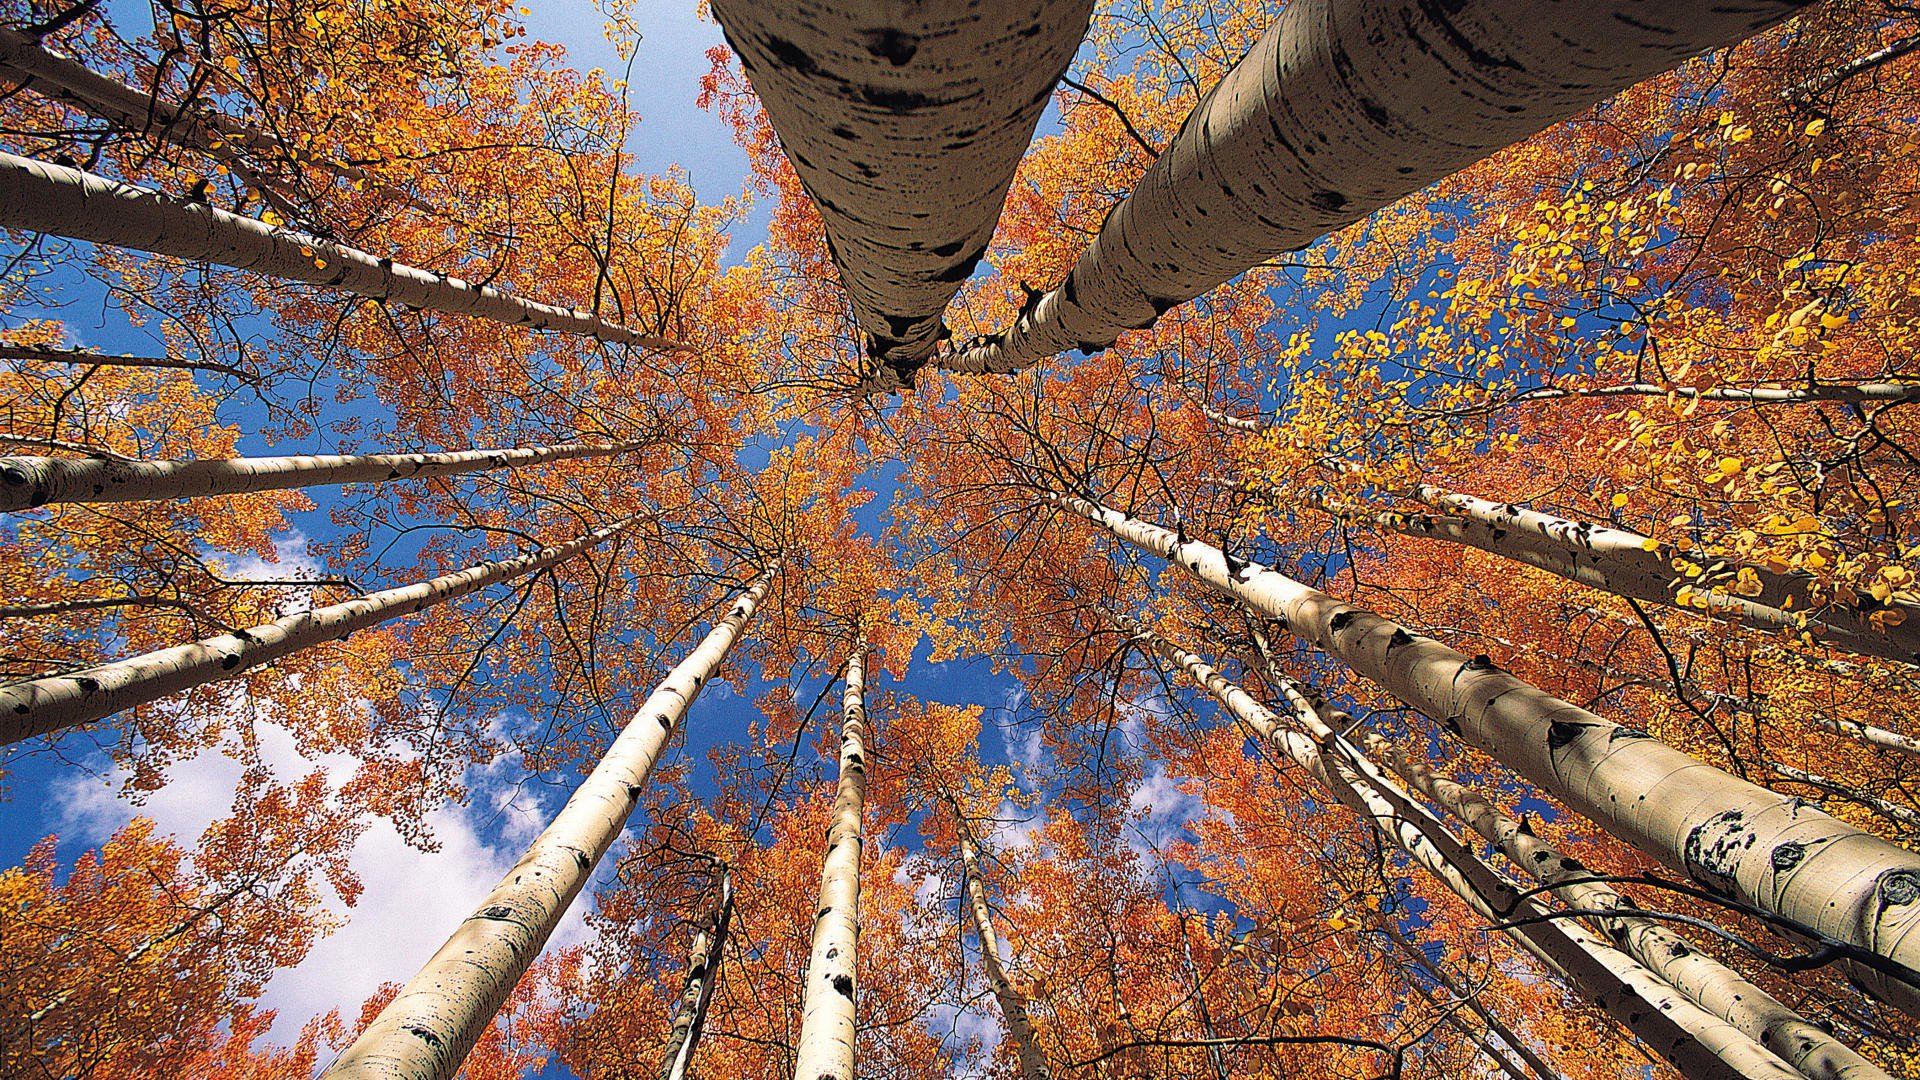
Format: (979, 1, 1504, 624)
(1127, 764, 1201, 855)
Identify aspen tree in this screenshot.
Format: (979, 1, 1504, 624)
(0, 515, 643, 745)
(1369, 735, 1893, 1080)
(321, 566, 779, 1080)
(660, 867, 732, 1080)
(941, 789, 1051, 1080)
(932, 0, 1810, 380)
(0, 439, 642, 511)
(1119, 614, 1802, 1080)
(0, 153, 682, 351)
(792, 636, 870, 1080)
(706, 0, 1094, 384)
(1809, 717, 1920, 759)
(0, 343, 258, 380)
(1049, 492, 1920, 1014)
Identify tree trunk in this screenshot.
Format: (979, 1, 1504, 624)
(0, 152, 681, 352)
(1378, 920, 1565, 1080)
(1121, 615, 1802, 1080)
(0, 343, 258, 381)
(0, 439, 642, 511)
(1371, 735, 1892, 1080)
(1809, 716, 1920, 759)
(707, 0, 1094, 385)
(320, 567, 779, 1080)
(0, 515, 643, 745)
(1052, 491, 1920, 1015)
(660, 867, 733, 1080)
(792, 636, 870, 1080)
(933, 0, 1809, 378)
(944, 791, 1051, 1080)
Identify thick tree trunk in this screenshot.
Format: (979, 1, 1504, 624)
(321, 567, 779, 1080)
(0, 516, 643, 745)
(944, 791, 1051, 1080)
(1372, 735, 1892, 1080)
(707, 0, 1094, 385)
(0, 153, 681, 352)
(0, 439, 642, 511)
(1122, 617, 1802, 1080)
(792, 637, 871, 1080)
(1051, 491, 1920, 1015)
(933, 0, 1809, 378)
(660, 867, 733, 1080)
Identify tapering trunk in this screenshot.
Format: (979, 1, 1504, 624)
(1122, 616, 1801, 1080)
(945, 792, 1051, 1080)
(1053, 492, 1920, 1015)
(707, 0, 1094, 384)
(0, 439, 641, 511)
(321, 567, 778, 1080)
(1809, 716, 1920, 759)
(0, 343, 257, 380)
(660, 868, 733, 1080)
(0, 153, 681, 352)
(0, 516, 643, 745)
(934, 0, 1808, 378)
(1372, 735, 1892, 1080)
(0, 27, 434, 215)
(792, 637, 871, 1080)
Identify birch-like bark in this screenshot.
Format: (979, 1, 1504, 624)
(0, 439, 641, 511)
(0, 516, 642, 745)
(944, 791, 1051, 1080)
(1051, 491, 1920, 1014)
(321, 567, 778, 1080)
(1809, 715, 1920, 759)
(933, 0, 1809, 378)
(0, 343, 258, 380)
(0, 27, 435, 215)
(1122, 617, 1802, 1080)
(791, 637, 870, 1080)
(660, 868, 733, 1080)
(707, 0, 1094, 383)
(0, 153, 681, 352)
(1372, 735, 1892, 1080)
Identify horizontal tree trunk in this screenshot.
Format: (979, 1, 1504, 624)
(934, 0, 1810, 378)
(0, 516, 642, 744)
(660, 867, 733, 1080)
(0, 152, 681, 352)
(321, 567, 778, 1080)
(0, 343, 258, 380)
(0, 439, 642, 511)
(1053, 491, 1920, 1015)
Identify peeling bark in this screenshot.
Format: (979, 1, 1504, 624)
(707, 0, 1094, 384)
(935, 0, 1810, 378)
(944, 790, 1051, 1080)
(0, 516, 643, 746)
(0, 439, 642, 511)
(320, 568, 779, 1080)
(792, 636, 870, 1080)
(1053, 491, 1920, 1015)
(0, 152, 682, 352)
(660, 867, 733, 1080)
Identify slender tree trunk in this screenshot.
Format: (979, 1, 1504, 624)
(0, 152, 682, 352)
(321, 567, 779, 1080)
(792, 636, 870, 1080)
(1121, 615, 1801, 1080)
(1808, 716, 1920, 759)
(0, 515, 643, 745)
(0, 439, 642, 511)
(0, 343, 257, 380)
(1052, 491, 1920, 1015)
(1371, 735, 1893, 1080)
(660, 867, 733, 1080)
(1766, 762, 1920, 832)
(708, 0, 1094, 386)
(944, 791, 1051, 1080)
(933, 0, 1809, 378)
(1378, 920, 1564, 1080)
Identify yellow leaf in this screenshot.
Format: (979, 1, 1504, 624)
(1805, 118, 1827, 137)
(1611, 493, 1630, 508)
(1718, 456, 1743, 475)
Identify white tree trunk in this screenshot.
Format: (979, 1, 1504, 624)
(0, 152, 681, 352)
(0, 439, 641, 511)
(661, 867, 733, 1080)
(1052, 492, 1920, 1015)
(707, 0, 1094, 384)
(792, 637, 871, 1080)
(1372, 735, 1892, 1080)
(0, 516, 643, 745)
(1122, 617, 1802, 1080)
(321, 567, 779, 1080)
(945, 791, 1051, 1080)
(1809, 716, 1920, 759)
(934, 0, 1809, 378)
